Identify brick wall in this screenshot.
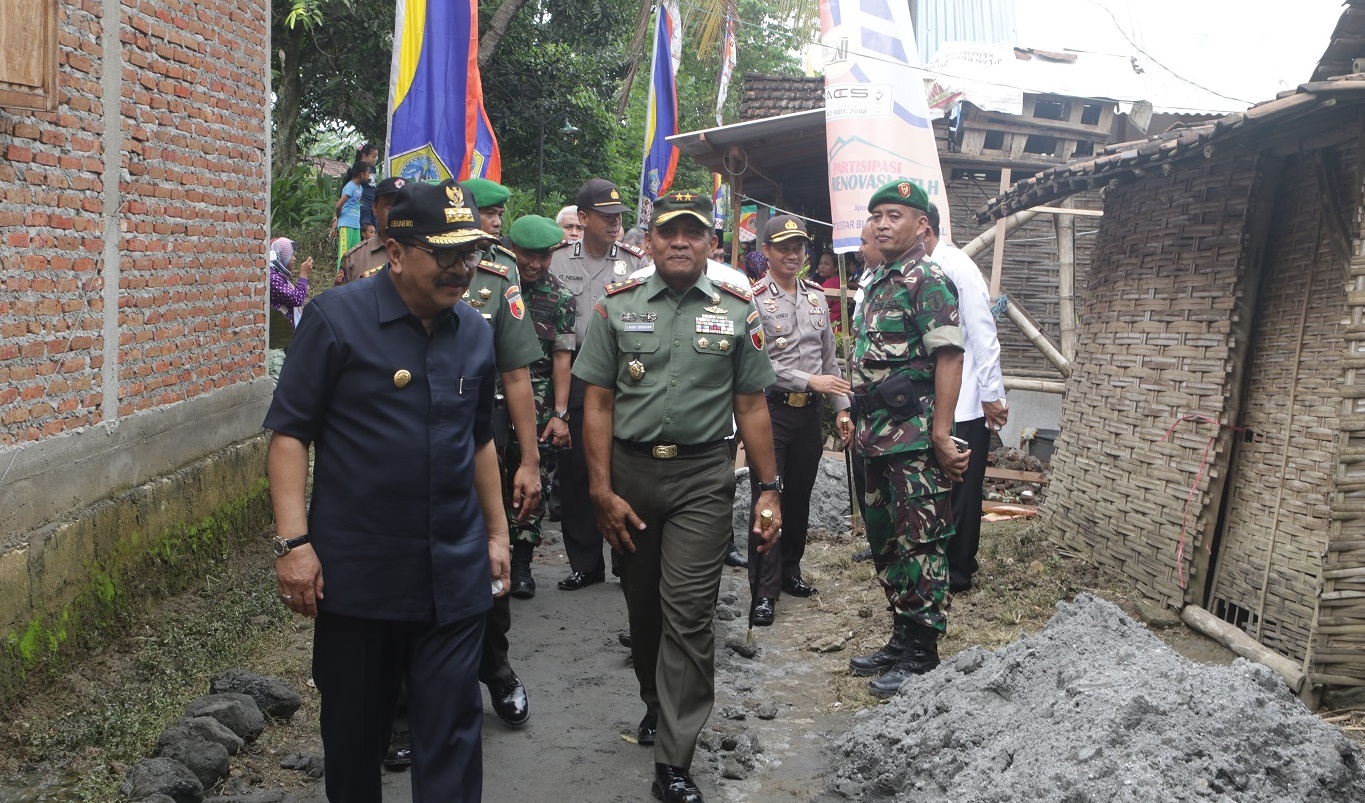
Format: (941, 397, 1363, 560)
(0, 0, 269, 445)
(1041, 153, 1259, 608)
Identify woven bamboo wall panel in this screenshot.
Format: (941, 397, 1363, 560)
(946, 177, 1102, 379)
(1041, 154, 1260, 609)
(1319, 137, 1365, 686)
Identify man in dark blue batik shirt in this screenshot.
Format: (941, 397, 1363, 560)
(264, 179, 508, 803)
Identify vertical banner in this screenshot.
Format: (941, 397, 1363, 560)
(819, 0, 949, 252)
(712, 173, 728, 229)
(638, 0, 682, 222)
(715, 13, 737, 125)
(387, 0, 502, 183)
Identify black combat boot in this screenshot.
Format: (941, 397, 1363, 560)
(510, 541, 536, 599)
(848, 616, 911, 677)
(867, 620, 940, 697)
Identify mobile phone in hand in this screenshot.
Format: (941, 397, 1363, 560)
(950, 436, 969, 453)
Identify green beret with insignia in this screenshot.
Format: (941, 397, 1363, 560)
(507, 215, 564, 252)
(463, 177, 510, 209)
(868, 179, 930, 213)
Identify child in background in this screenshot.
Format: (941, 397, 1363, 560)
(331, 160, 371, 272)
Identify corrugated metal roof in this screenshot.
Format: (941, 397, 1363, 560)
(915, 0, 1018, 61)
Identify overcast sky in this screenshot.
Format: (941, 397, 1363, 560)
(1014, 0, 1345, 106)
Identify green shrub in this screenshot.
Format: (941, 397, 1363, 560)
(271, 164, 338, 233)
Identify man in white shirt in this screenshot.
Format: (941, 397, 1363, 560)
(923, 204, 1008, 593)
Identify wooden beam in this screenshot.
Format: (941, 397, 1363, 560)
(985, 467, 1048, 484)
(1055, 197, 1078, 362)
(988, 168, 1012, 297)
(1005, 300, 1071, 377)
(1033, 205, 1103, 217)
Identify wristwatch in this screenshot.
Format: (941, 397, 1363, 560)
(271, 534, 310, 557)
(551, 410, 570, 421)
(756, 476, 784, 493)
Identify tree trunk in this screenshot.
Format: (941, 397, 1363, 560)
(477, 0, 529, 68)
(273, 24, 306, 176)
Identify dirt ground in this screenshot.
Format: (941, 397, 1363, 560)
(1, 517, 1360, 802)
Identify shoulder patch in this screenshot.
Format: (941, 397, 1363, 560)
(491, 242, 515, 260)
(752, 282, 769, 296)
(604, 277, 643, 296)
(715, 280, 752, 302)
(361, 265, 385, 279)
(617, 241, 646, 259)
(477, 259, 509, 277)
(801, 278, 824, 291)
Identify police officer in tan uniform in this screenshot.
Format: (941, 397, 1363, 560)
(748, 215, 853, 625)
(549, 178, 647, 590)
(573, 190, 782, 803)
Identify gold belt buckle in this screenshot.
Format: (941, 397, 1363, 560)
(652, 444, 678, 459)
(788, 392, 809, 408)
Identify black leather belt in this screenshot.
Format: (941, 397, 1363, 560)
(849, 376, 935, 420)
(614, 438, 727, 459)
(767, 390, 820, 409)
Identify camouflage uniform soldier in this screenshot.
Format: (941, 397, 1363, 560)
(846, 180, 969, 698)
(503, 215, 577, 597)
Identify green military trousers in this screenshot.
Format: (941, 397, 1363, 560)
(613, 441, 734, 770)
(864, 450, 953, 632)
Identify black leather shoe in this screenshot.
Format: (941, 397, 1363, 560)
(557, 570, 605, 590)
(652, 763, 704, 803)
(851, 548, 874, 562)
(949, 574, 973, 594)
(782, 576, 817, 597)
(723, 544, 748, 568)
(487, 675, 530, 727)
(636, 712, 657, 746)
(752, 597, 775, 626)
(383, 730, 411, 770)
(618, 629, 632, 649)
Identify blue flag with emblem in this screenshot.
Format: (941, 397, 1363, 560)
(386, 0, 502, 183)
(638, 0, 682, 222)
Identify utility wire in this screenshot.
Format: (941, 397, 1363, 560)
(672, 0, 1252, 114)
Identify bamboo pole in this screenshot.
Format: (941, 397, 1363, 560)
(1181, 605, 1305, 692)
(837, 252, 861, 538)
(1005, 302, 1071, 378)
(988, 168, 1012, 297)
(960, 210, 1041, 261)
(1055, 198, 1077, 362)
(1004, 377, 1066, 394)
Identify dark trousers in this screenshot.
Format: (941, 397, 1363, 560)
(614, 442, 733, 770)
(313, 610, 485, 803)
(948, 416, 991, 584)
(561, 378, 606, 575)
(747, 400, 823, 598)
(479, 595, 514, 684)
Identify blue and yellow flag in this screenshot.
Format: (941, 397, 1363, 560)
(638, 0, 681, 222)
(387, 0, 501, 183)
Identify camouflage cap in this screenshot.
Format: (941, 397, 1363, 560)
(507, 215, 564, 251)
(868, 179, 930, 213)
(650, 190, 713, 228)
(386, 179, 496, 248)
(463, 177, 510, 209)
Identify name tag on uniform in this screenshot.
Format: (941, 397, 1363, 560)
(695, 314, 734, 335)
(624, 322, 654, 332)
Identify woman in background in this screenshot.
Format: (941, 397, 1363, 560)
(330, 159, 371, 272)
(268, 237, 312, 385)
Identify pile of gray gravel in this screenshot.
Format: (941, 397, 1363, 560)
(828, 594, 1365, 802)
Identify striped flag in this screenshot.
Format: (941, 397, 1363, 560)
(819, 0, 949, 251)
(386, 0, 502, 183)
(638, 0, 682, 222)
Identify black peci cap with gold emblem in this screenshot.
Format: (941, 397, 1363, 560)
(385, 179, 497, 247)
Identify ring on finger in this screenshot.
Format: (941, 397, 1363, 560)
(281, 594, 293, 601)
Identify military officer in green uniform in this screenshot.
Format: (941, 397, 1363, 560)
(503, 214, 576, 597)
(845, 180, 970, 698)
(573, 190, 783, 803)
(455, 178, 547, 728)
(551, 178, 648, 591)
